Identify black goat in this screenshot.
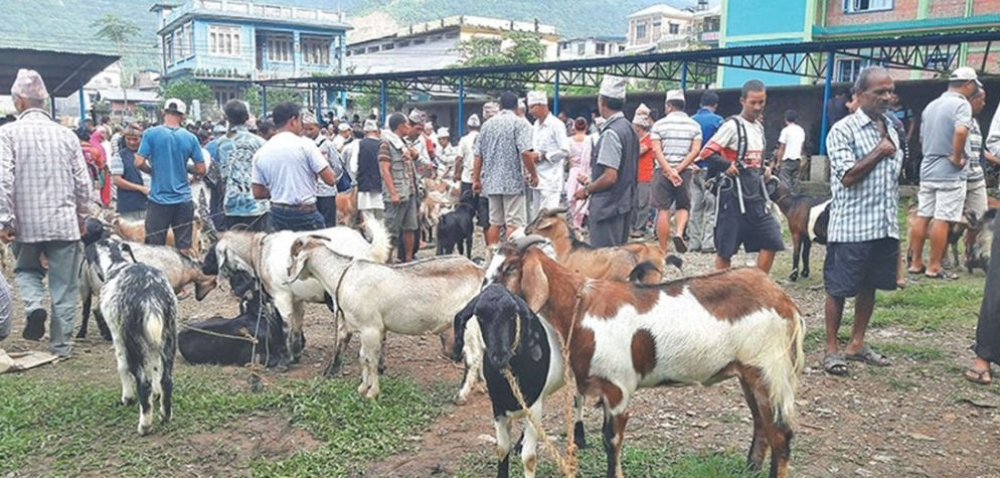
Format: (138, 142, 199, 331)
(437, 202, 475, 257)
(178, 290, 290, 369)
(453, 284, 584, 478)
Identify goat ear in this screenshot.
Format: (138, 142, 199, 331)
(287, 247, 311, 283)
(119, 242, 137, 263)
(535, 219, 554, 231)
(451, 296, 477, 363)
(520, 254, 549, 312)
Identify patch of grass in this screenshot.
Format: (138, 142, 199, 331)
(455, 446, 763, 478)
(871, 341, 945, 361)
(873, 277, 984, 331)
(887, 378, 918, 391)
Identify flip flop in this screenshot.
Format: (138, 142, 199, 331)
(964, 368, 992, 385)
(845, 346, 891, 367)
(21, 309, 47, 342)
(823, 353, 849, 376)
(924, 270, 959, 280)
(672, 236, 689, 254)
(906, 266, 926, 275)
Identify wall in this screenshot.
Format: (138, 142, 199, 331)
(348, 35, 462, 74)
(721, 0, 812, 88)
(822, 0, 919, 26)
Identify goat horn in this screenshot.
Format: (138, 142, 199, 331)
(545, 208, 568, 216)
(512, 235, 549, 253)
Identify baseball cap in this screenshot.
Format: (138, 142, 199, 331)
(164, 98, 187, 115)
(950, 67, 983, 87)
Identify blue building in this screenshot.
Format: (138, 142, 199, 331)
(152, 0, 350, 108)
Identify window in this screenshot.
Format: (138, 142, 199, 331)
(302, 37, 330, 65)
(367, 46, 380, 53)
(635, 22, 647, 39)
(266, 35, 292, 62)
(209, 25, 241, 57)
(383, 43, 394, 51)
(413, 38, 426, 45)
(172, 22, 193, 60)
(843, 0, 892, 13)
(596, 43, 606, 55)
(669, 23, 680, 35)
(397, 40, 410, 48)
(836, 59, 863, 82)
(577, 43, 585, 55)
(165, 33, 174, 65)
(703, 17, 720, 32)
(445, 31, 459, 39)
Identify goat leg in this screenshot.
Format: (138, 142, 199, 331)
(77, 295, 92, 339)
(788, 234, 801, 282)
(800, 238, 811, 279)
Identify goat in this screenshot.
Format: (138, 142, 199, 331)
(178, 289, 290, 368)
(437, 202, 475, 258)
(484, 236, 806, 478)
(335, 189, 359, 226)
(453, 284, 587, 478)
(525, 208, 674, 282)
(87, 238, 177, 436)
(766, 177, 831, 281)
(287, 236, 485, 402)
(78, 240, 217, 340)
(105, 213, 205, 256)
(966, 208, 997, 274)
(203, 214, 391, 363)
(905, 203, 967, 270)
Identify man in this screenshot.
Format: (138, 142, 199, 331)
(214, 100, 269, 231)
(302, 111, 343, 227)
(352, 119, 384, 220)
(775, 109, 806, 194)
(0, 69, 91, 357)
(889, 93, 918, 183)
(964, 88, 990, 239)
(650, 90, 702, 254)
(821, 66, 902, 376)
(474, 92, 536, 247)
(574, 76, 638, 247)
(690, 92, 724, 253)
(456, 113, 488, 230)
(332, 122, 351, 153)
(436, 127, 461, 178)
(380, 112, 420, 262)
(251, 102, 336, 232)
(108, 124, 149, 221)
(699, 80, 784, 272)
(908, 67, 978, 279)
(527, 90, 569, 218)
(257, 120, 277, 141)
(406, 110, 435, 179)
(136, 98, 205, 256)
(826, 88, 851, 129)
(632, 104, 654, 237)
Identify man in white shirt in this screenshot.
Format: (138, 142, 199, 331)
(436, 127, 460, 178)
(527, 90, 569, 219)
(332, 122, 351, 153)
(775, 109, 806, 193)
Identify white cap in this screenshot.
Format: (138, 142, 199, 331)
(517, 99, 526, 110)
(527, 91, 547, 107)
(950, 66, 982, 87)
(599, 76, 627, 100)
(483, 102, 500, 120)
(408, 108, 427, 125)
(632, 103, 651, 126)
(665, 89, 686, 103)
(363, 119, 379, 132)
(467, 114, 481, 128)
(436, 127, 450, 138)
(338, 122, 351, 132)
(11, 69, 49, 100)
(301, 109, 318, 125)
(164, 98, 187, 115)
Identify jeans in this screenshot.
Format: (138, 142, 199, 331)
(269, 206, 325, 232)
(13, 240, 81, 356)
(779, 159, 801, 195)
(689, 171, 716, 251)
(316, 195, 337, 228)
(0, 272, 11, 341)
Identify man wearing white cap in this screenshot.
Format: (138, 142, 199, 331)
(353, 119, 385, 220)
(332, 121, 352, 153)
(0, 69, 92, 356)
(908, 66, 980, 279)
(302, 109, 345, 227)
(526, 91, 569, 218)
(456, 114, 488, 229)
(436, 127, 460, 177)
(650, 89, 703, 254)
(136, 97, 206, 256)
(574, 76, 638, 247)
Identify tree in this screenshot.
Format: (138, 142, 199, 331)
(243, 87, 306, 116)
(92, 14, 140, 113)
(160, 79, 213, 117)
(457, 31, 546, 68)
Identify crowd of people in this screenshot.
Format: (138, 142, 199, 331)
(0, 65, 998, 388)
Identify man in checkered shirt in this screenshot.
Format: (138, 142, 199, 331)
(0, 69, 93, 358)
(821, 66, 903, 376)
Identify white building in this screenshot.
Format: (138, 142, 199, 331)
(346, 16, 559, 74)
(626, 4, 695, 53)
(557, 36, 627, 60)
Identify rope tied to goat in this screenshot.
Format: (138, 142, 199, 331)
(181, 323, 258, 344)
(500, 285, 585, 478)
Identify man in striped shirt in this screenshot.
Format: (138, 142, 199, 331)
(821, 66, 902, 376)
(650, 90, 702, 254)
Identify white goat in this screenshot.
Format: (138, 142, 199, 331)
(288, 236, 485, 401)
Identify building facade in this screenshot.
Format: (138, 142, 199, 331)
(557, 36, 627, 60)
(346, 16, 559, 74)
(624, 2, 719, 54)
(152, 0, 350, 107)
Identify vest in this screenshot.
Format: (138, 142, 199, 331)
(589, 114, 638, 222)
(116, 148, 147, 214)
(357, 137, 382, 193)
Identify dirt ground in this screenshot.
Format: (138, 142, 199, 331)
(2, 226, 999, 478)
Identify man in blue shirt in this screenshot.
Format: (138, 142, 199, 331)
(136, 98, 206, 257)
(214, 100, 268, 232)
(689, 92, 724, 253)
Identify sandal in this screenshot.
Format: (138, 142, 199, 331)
(964, 368, 992, 385)
(906, 266, 926, 275)
(845, 346, 892, 367)
(823, 353, 849, 376)
(924, 270, 959, 280)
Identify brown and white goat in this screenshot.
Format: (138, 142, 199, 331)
(766, 177, 830, 281)
(525, 208, 672, 282)
(104, 214, 204, 256)
(484, 237, 805, 478)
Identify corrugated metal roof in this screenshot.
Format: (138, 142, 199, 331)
(0, 49, 120, 98)
(814, 15, 1000, 37)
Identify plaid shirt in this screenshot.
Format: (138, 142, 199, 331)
(0, 109, 92, 242)
(826, 108, 903, 243)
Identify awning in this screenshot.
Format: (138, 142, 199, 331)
(0, 49, 120, 98)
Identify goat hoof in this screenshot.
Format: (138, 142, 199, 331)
(801, 269, 809, 278)
(137, 424, 151, 436)
(75, 332, 86, 339)
(788, 270, 799, 282)
(120, 396, 135, 406)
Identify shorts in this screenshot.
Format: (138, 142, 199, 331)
(384, 194, 419, 234)
(965, 179, 988, 222)
(824, 238, 900, 298)
(917, 180, 966, 222)
(488, 194, 526, 227)
(714, 190, 784, 260)
(145, 201, 194, 250)
(650, 169, 692, 211)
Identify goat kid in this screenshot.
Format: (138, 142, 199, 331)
(485, 236, 805, 478)
(178, 289, 290, 368)
(765, 177, 830, 281)
(453, 284, 585, 478)
(88, 239, 177, 436)
(288, 236, 485, 402)
(437, 202, 475, 258)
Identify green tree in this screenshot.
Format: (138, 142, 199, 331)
(243, 87, 307, 116)
(457, 31, 546, 67)
(160, 79, 214, 115)
(91, 14, 140, 113)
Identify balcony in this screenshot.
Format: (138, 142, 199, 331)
(161, 0, 349, 33)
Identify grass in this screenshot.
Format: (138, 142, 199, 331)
(454, 446, 763, 478)
(873, 277, 983, 332)
(0, 367, 449, 478)
(870, 341, 945, 361)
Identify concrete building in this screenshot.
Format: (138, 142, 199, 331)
(346, 16, 559, 74)
(557, 36, 627, 60)
(624, 2, 720, 53)
(152, 0, 351, 107)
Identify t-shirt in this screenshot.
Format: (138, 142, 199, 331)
(967, 118, 985, 183)
(650, 111, 702, 168)
(702, 116, 767, 200)
(637, 133, 654, 183)
(137, 125, 204, 205)
(475, 110, 533, 196)
(458, 131, 479, 184)
(214, 127, 268, 217)
(920, 91, 972, 182)
(778, 123, 805, 160)
(251, 131, 330, 205)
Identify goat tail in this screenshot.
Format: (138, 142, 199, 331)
(769, 310, 806, 428)
(144, 313, 166, 349)
(362, 213, 392, 264)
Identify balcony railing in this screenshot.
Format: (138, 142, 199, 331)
(164, 0, 346, 27)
